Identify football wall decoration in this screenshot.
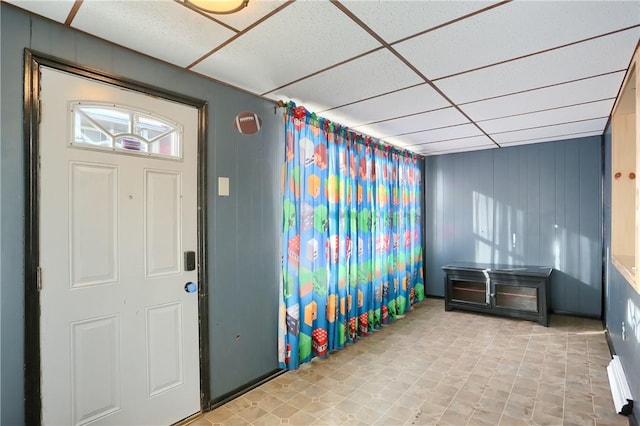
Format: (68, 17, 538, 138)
(233, 111, 263, 135)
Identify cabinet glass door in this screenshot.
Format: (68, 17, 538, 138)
(494, 284, 538, 312)
(451, 280, 486, 305)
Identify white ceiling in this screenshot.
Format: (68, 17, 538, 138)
(5, 0, 639, 156)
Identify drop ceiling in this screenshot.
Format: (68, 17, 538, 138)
(4, 0, 640, 156)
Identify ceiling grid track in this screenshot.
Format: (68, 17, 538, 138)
(8, 0, 637, 155)
(331, 0, 503, 148)
(459, 70, 628, 106)
(186, 0, 295, 70)
(260, 46, 386, 97)
(63, 0, 83, 26)
(432, 24, 640, 82)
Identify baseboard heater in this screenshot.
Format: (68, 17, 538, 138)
(607, 355, 634, 416)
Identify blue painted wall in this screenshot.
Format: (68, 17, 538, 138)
(425, 137, 603, 318)
(0, 5, 282, 424)
(603, 125, 640, 425)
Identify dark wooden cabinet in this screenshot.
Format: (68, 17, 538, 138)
(442, 263, 552, 326)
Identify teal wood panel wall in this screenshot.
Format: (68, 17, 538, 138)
(425, 137, 603, 318)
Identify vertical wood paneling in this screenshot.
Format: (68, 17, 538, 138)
(76, 35, 113, 74)
(493, 149, 509, 265)
(50, 23, 78, 61)
(473, 150, 495, 264)
(442, 155, 455, 272)
(553, 141, 567, 311)
(564, 139, 582, 314)
(425, 136, 602, 317)
(425, 154, 454, 297)
(518, 147, 528, 264)
(424, 156, 439, 296)
(507, 147, 520, 265)
(453, 153, 474, 261)
(539, 143, 556, 272)
(579, 141, 603, 315)
(207, 86, 282, 399)
(526, 145, 541, 266)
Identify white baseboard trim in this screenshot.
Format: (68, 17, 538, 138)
(607, 355, 634, 416)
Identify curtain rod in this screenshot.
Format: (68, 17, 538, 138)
(276, 100, 423, 159)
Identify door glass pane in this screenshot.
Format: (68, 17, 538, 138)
(82, 107, 130, 135)
(148, 132, 180, 157)
(495, 284, 537, 312)
(451, 280, 486, 304)
(74, 113, 112, 147)
(134, 115, 172, 140)
(70, 103, 182, 160)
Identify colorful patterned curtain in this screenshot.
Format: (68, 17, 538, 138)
(278, 104, 424, 370)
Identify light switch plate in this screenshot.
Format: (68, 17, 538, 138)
(218, 177, 229, 196)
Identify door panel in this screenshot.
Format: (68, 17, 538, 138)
(146, 302, 184, 396)
(71, 315, 121, 425)
(145, 169, 182, 277)
(70, 162, 119, 287)
(39, 67, 200, 426)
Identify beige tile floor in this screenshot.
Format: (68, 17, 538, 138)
(191, 298, 629, 426)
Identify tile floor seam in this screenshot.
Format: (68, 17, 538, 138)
(561, 327, 569, 426)
(498, 324, 535, 426)
(430, 315, 497, 426)
(200, 300, 626, 426)
(431, 318, 472, 425)
(467, 320, 507, 426)
(586, 332, 597, 422)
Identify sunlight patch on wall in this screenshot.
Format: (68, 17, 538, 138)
(472, 191, 494, 263)
(627, 298, 640, 344)
(472, 191, 525, 265)
(553, 230, 561, 271)
(580, 234, 599, 287)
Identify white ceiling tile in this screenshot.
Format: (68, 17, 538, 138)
(381, 135, 418, 149)
(490, 118, 608, 144)
(353, 106, 469, 138)
(323, 84, 451, 127)
(499, 131, 603, 148)
(432, 135, 494, 149)
(421, 144, 498, 156)
(395, 1, 640, 80)
(341, 0, 498, 43)
(415, 136, 498, 154)
(460, 71, 626, 121)
(192, 1, 381, 95)
(478, 99, 613, 134)
(436, 28, 640, 104)
(268, 49, 423, 114)
(392, 123, 485, 146)
(4, 0, 75, 23)
(72, 0, 234, 67)
(190, 0, 288, 31)
(415, 135, 496, 154)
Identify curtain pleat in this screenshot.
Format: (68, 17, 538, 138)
(278, 104, 424, 370)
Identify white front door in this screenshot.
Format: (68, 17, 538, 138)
(38, 67, 201, 425)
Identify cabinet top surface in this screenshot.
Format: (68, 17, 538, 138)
(442, 262, 552, 277)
